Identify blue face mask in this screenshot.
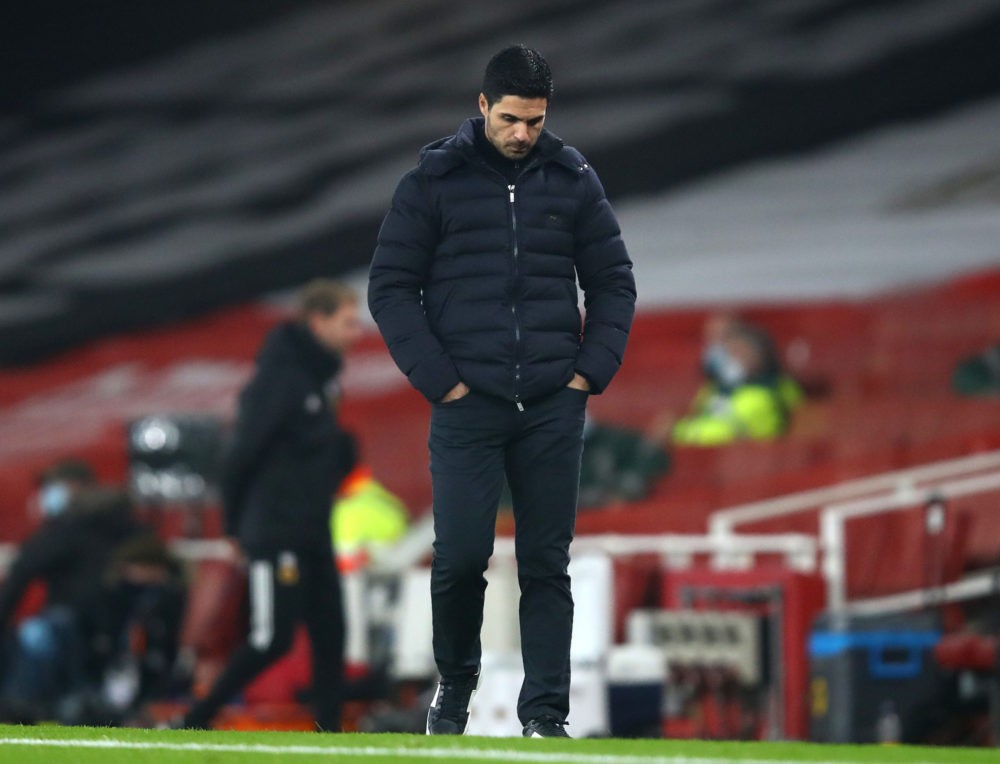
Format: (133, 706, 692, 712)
(701, 343, 728, 381)
(716, 353, 747, 389)
(39, 483, 71, 517)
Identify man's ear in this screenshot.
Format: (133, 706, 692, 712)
(478, 93, 489, 119)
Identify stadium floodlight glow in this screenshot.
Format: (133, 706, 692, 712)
(132, 416, 181, 453)
(126, 414, 224, 506)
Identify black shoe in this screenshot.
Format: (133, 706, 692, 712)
(425, 670, 480, 735)
(522, 715, 570, 738)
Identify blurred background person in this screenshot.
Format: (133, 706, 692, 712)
(647, 315, 803, 448)
(952, 342, 1000, 396)
(325, 464, 409, 709)
(576, 416, 672, 508)
(32, 460, 97, 521)
(0, 462, 147, 722)
(175, 278, 361, 732)
(331, 464, 409, 574)
(95, 535, 187, 721)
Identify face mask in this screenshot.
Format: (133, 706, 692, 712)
(701, 343, 728, 381)
(39, 483, 71, 517)
(716, 353, 747, 388)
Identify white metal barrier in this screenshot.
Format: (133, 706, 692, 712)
(5, 453, 996, 647)
(708, 449, 1000, 538)
(841, 568, 1000, 617)
(493, 532, 818, 573)
(820, 470, 1000, 612)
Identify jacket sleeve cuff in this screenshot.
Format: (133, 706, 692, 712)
(574, 349, 618, 395)
(408, 354, 462, 402)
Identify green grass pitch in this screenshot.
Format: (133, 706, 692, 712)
(1, 724, 996, 764)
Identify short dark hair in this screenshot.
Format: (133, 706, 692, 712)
(299, 279, 357, 319)
(482, 45, 553, 106)
(39, 458, 97, 486)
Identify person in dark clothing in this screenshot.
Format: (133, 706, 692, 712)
(32, 459, 97, 520)
(368, 46, 635, 738)
(576, 416, 671, 508)
(94, 535, 187, 713)
(179, 279, 360, 732)
(0, 473, 146, 720)
(953, 342, 1000, 395)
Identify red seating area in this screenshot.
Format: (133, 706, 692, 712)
(1, 267, 998, 551)
(936, 633, 1000, 674)
(568, 268, 1000, 561)
(0, 270, 997, 606)
(843, 504, 972, 599)
(1, 267, 999, 728)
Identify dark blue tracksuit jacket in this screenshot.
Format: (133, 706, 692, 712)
(368, 117, 636, 406)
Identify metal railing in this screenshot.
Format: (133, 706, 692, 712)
(708, 449, 1000, 537)
(494, 532, 819, 572)
(820, 470, 1000, 612)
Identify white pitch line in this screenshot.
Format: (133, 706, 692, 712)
(0, 736, 939, 764)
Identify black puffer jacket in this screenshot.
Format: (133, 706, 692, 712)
(369, 118, 635, 404)
(222, 322, 355, 552)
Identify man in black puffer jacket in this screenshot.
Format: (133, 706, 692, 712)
(180, 279, 360, 732)
(369, 46, 635, 738)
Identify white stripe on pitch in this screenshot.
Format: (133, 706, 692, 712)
(0, 736, 942, 764)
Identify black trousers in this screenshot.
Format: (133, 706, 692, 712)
(185, 545, 345, 731)
(429, 385, 587, 724)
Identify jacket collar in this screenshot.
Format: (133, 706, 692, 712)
(418, 117, 583, 177)
(259, 322, 343, 384)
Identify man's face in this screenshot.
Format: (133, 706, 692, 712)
(308, 302, 362, 355)
(479, 93, 547, 160)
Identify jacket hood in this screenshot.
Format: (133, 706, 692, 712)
(418, 118, 588, 178)
(257, 321, 342, 383)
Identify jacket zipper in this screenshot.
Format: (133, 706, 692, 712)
(508, 183, 524, 412)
